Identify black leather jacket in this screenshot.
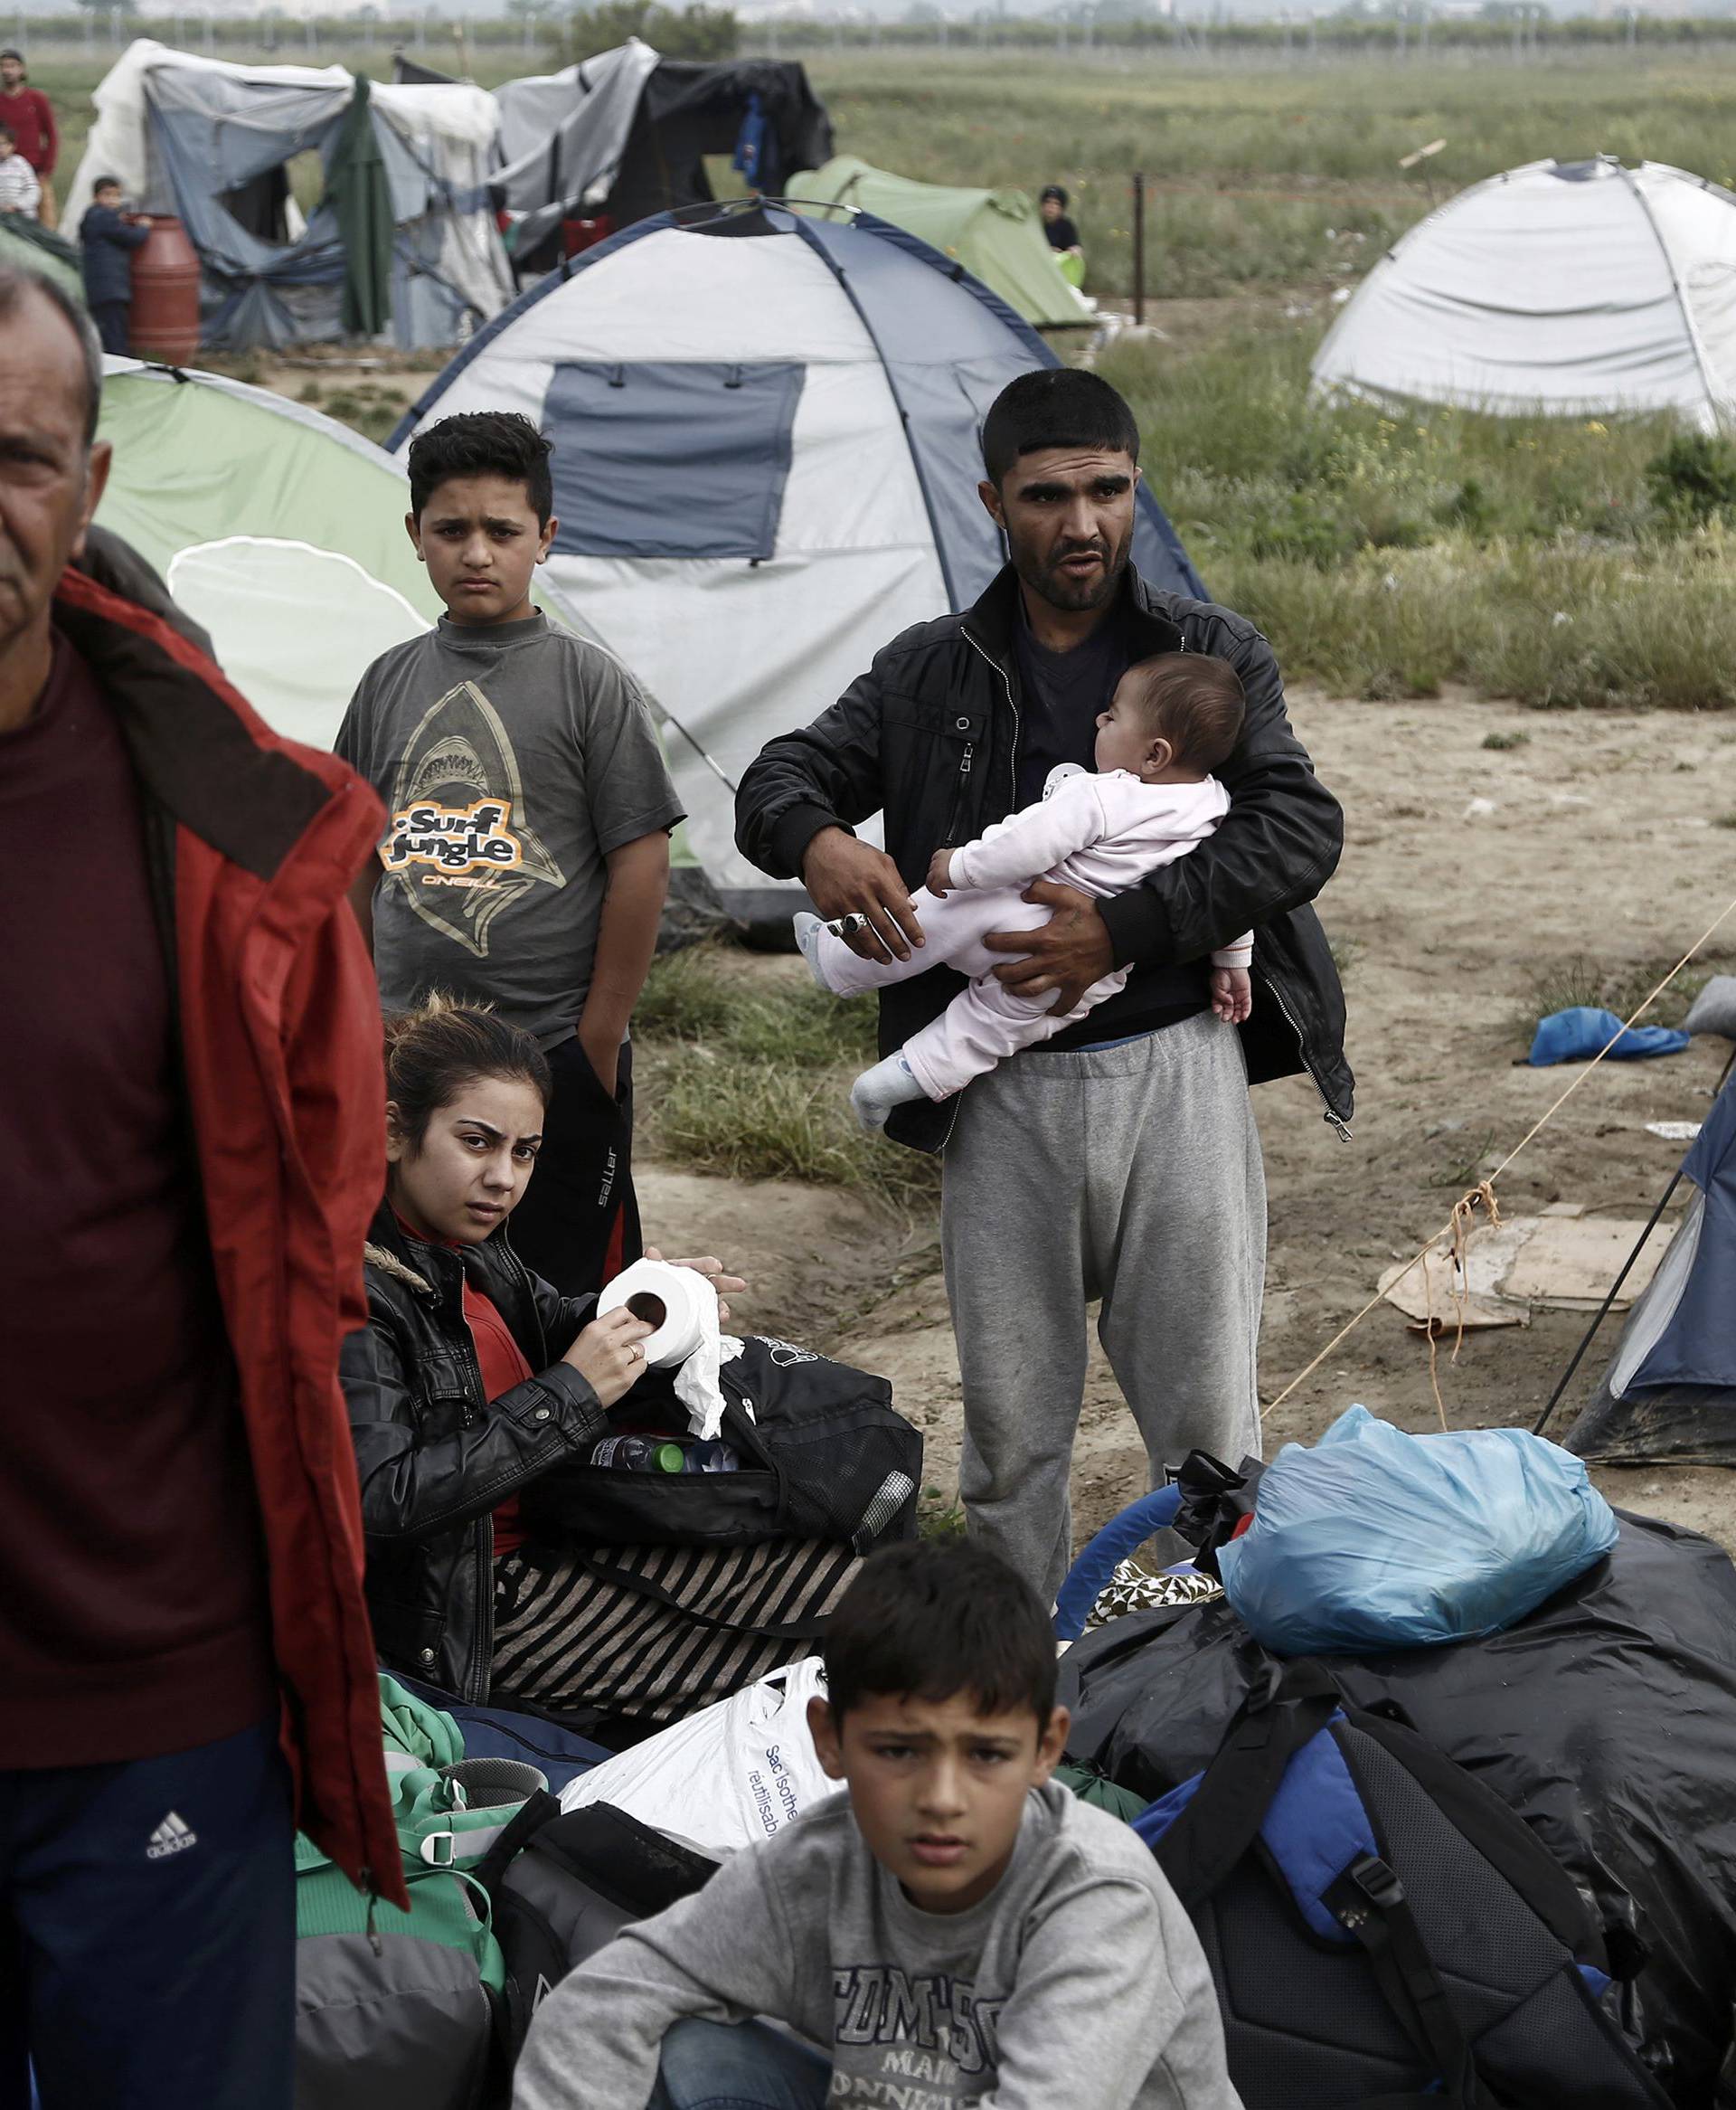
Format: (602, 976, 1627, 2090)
(339, 1206, 606, 1702)
(735, 563, 1354, 1152)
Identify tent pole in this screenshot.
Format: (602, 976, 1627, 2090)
(1132, 170, 1146, 325)
(1532, 1164, 1687, 1438)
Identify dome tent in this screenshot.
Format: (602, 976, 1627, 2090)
(392, 200, 1203, 920)
(789, 156, 1094, 331)
(93, 359, 589, 749)
(1312, 157, 1736, 431)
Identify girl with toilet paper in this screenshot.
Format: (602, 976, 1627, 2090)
(338, 994, 753, 1707)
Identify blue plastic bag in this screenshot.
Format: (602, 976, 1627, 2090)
(1529, 1006, 1689, 1066)
(1217, 1406, 1618, 1655)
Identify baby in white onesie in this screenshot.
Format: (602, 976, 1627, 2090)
(796, 651, 1254, 1131)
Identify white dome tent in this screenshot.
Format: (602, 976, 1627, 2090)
(1312, 158, 1736, 431)
(392, 199, 1203, 919)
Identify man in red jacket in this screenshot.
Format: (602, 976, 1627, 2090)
(0, 266, 400, 2107)
(0, 51, 56, 225)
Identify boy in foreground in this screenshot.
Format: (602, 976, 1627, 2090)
(513, 1538, 1241, 2110)
(337, 411, 684, 1297)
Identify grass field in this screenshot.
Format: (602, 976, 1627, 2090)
(32, 40, 1736, 706)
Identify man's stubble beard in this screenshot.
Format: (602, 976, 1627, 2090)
(1014, 525, 1134, 617)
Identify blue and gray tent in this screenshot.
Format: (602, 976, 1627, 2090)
(1566, 1066, 1736, 1465)
(393, 199, 1204, 920)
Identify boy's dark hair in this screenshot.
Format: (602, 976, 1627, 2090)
(1040, 183, 1069, 208)
(92, 174, 123, 194)
(1118, 651, 1244, 774)
(0, 126, 14, 146)
(823, 1538, 1058, 1726)
(406, 411, 555, 527)
(981, 368, 1138, 487)
(382, 993, 552, 1147)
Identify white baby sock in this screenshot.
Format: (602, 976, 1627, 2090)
(793, 911, 836, 993)
(851, 1052, 925, 1132)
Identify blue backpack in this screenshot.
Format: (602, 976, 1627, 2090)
(1137, 1663, 1671, 2110)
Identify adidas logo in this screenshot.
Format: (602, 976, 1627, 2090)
(146, 1812, 198, 1861)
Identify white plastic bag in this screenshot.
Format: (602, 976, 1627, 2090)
(557, 1660, 834, 1855)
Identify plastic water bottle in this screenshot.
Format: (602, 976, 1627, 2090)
(684, 1441, 741, 1474)
(591, 1435, 687, 1472)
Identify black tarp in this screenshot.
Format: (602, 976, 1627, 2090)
(606, 58, 833, 226)
(1059, 1514, 1736, 2106)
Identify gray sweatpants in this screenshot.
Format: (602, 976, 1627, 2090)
(940, 1008, 1266, 1604)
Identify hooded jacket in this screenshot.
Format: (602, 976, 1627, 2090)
(341, 1206, 607, 1703)
(50, 563, 404, 1906)
(735, 563, 1354, 1153)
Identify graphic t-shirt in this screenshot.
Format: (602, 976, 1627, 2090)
(335, 612, 684, 1049)
(514, 1781, 1241, 2110)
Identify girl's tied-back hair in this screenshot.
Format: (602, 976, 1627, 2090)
(382, 993, 552, 1148)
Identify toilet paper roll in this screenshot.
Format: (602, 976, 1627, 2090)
(597, 1257, 715, 1370)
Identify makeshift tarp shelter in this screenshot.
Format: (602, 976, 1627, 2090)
(479, 43, 832, 275)
(1566, 1071, 1736, 1464)
(392, 200, 1203, 919)
(66, 42, 512, 350)
(791, 155, 1093, 330)
(1313, 157, 1736, 431)
(92, 358, 590, 747)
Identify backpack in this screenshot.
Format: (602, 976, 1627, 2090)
(519, 1334, 920, 1552)
(475, 1794, 718, 2061)
(294, 1677, 529, 2110)
(1136, 1663, 1672, 2110)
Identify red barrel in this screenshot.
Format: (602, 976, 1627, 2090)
(128, 214, 202, 364)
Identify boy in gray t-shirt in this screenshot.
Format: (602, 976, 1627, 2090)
(337, 412, 683, 1297)
(513, 1540, 1241, 2110)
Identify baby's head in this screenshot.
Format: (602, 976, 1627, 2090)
(1096, 650, 1245, 783)
(808, 1538, 1069, 1916)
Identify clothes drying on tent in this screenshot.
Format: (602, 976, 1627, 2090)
(391, 200, 1203, 921)
(486, 42, 833, 276)
(65, 41, 512, 350)
(1312, 157, 1736, 431)
(1566, 1069, 1736, 1464)
(790, 156, 1094, 330)
(90, 358, 591, 749)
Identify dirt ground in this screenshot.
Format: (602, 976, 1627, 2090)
(656, 692, 1735, 1549)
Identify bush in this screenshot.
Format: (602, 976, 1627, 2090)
(561, 0, 736, 62)
(1645, 432, 1736, 526)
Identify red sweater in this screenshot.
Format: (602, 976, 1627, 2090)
(0, 86, 56, 172)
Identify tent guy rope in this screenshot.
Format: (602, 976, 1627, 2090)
(1263, 887, 1736, 1425)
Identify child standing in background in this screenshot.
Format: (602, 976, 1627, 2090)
(80, 177, 151, 355)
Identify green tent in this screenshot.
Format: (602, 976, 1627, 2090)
(789, 155, 1093, 330)
(92, 357, 707, 883)
(93, 359, 595, 750)
(1, 213, 84, 305)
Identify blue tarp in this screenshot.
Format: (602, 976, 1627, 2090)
(1627, 1070, 1736, 1391)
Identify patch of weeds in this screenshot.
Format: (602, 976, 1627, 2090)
(1481, 730, 1530, 752)
(918, 1489, 966, 1539)
(321, 381, 409, 446)
(1716, 812, 1736, 829)
(297, 380, 324, 404)
(1328, 933, 1363, 979)
(1516, 952, 1722, 1037)
(1424, 1128, 1495, 1190)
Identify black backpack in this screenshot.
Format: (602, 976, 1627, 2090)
(519, 1335, 920, 1552)
(475, 1794, 717, 2062)
(1137, 1664, 1672, 2110)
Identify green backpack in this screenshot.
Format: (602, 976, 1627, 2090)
(294, 1676, 526, 2110)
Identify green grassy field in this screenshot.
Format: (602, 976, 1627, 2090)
(32, 41, 1736, 707)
